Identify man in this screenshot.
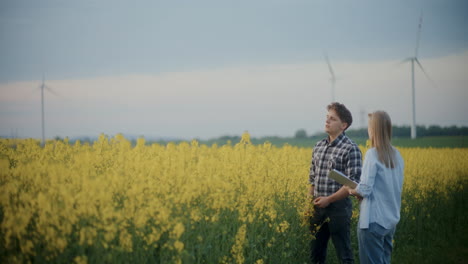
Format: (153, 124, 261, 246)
(308, 102, 362, 264)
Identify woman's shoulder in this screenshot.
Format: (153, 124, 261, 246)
(363, 148, 379, 163)
(365, 147, 378, 157)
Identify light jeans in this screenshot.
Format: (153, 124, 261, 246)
(357, 223, 396, 264)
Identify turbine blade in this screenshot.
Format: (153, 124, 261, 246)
(324, 53, 336, 79)
(415, 58, 437, 88)
(19, 86, 39, 100)
(45, 85, 62, 97)
(415, 11, 423, 58)
(398, 58, 412, 66)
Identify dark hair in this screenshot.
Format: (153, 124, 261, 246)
(327, 102, 353, 130)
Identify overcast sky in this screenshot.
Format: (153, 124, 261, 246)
(1, 0, 467, 140)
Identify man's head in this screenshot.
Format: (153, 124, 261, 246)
(325, 102, 353, 136)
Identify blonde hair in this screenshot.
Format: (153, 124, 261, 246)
(368, 111, 396, 168)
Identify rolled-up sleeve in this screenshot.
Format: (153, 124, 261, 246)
(346, 145, 362, 183)
(356, 150, 377, 197)
(309, 151, 315, 185)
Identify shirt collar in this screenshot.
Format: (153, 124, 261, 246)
(327, 132, 346, 146)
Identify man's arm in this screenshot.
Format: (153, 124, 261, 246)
(308, 148, 316, 197)
(346, 144, 363, 183)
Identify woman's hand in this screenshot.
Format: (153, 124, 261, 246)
(345, 186, 363, 202)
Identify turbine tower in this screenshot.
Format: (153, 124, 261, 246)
(359, 107, 366, 129)
(402, 13, 432, 139)
(41, 75, 45, 145)
(324, 53, 337, 102)
(39, 75, 59, 145)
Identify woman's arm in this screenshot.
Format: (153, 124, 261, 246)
(355, 150, 378, 198)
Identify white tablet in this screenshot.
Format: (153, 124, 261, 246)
(328, 169, 358, 188)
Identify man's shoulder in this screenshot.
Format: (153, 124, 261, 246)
(341, 135, 361, 151)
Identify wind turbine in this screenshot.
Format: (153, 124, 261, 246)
(324, 53, 337, 102)
(402, 13, 433, 139)
(359, 107, 366, 129)
(39, 75, 59, 145)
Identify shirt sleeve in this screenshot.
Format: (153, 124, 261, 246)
(308, 150, 315, 185)
(356, 150, 378, 197)
(346, 144, 362, 183)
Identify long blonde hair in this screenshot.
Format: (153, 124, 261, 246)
(368, 111, 396, 168)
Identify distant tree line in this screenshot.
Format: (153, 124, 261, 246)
(296, 125, 468, 139)
(11, 125, 465, 146)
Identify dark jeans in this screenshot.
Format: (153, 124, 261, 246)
(309, 198, 354, 264)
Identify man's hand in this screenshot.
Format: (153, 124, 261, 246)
(313, 196, 331, 208)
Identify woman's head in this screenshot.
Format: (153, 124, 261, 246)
(368, 111, 395, 168)
(368, 111, 392, 147)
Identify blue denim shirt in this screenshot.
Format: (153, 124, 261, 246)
(356, 148, 404, 229)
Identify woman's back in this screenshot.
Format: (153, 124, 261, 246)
(357, 147, 404, 229)
(369, 147, 404, 229)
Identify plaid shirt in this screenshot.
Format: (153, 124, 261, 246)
(309, 132, 362, 197)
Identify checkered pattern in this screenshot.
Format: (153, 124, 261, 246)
(309, 133, 362, 197)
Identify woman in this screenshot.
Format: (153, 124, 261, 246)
(348, 111, 404, 264)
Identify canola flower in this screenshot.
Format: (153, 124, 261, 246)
(0, 134, 466, 263)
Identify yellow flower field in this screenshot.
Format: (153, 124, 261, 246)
(0, 134, 466, 263)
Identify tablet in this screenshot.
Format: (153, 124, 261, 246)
(328, 169, 358, 188)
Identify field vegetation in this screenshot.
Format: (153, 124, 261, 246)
(0, 133, 467, 263)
